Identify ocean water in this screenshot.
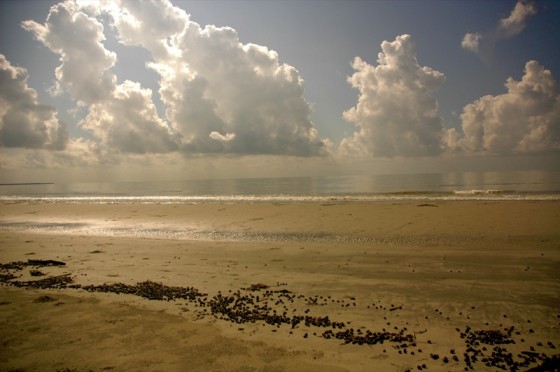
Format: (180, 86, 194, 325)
(1, 170, 559, 241)
(1, 170, 560, 204)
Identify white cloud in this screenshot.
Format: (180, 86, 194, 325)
(21, 1, 116, 103)
(22, 1, 178, 155)
(20, 0, 328, 158)
(105, 0, 328, 156)
(209, 131, 235, 142)
(80, 80, 179, 154)
(462, 0, 537, 56)
(448, 60, 560, 154)
(102, 0, 187, 61)
(0, 54, 68, 150)
(498, 0, 538, 38)
(340, 34, 446, 158)
(461, 32, 482, 53)
(12, 0, 553, 174)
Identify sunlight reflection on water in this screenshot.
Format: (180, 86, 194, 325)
(0, 219, 480, 247)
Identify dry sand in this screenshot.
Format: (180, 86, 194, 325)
(0, 201, 559, 371)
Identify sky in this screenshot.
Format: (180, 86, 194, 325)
(0, 0, 559, 182)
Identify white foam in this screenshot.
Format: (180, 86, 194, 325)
(1, 190, 559, 205)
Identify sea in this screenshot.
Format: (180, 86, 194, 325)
(1, 170, 559, 241)
(1, 170, 560, 204)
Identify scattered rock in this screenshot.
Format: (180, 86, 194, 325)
(0, 259, 558, 371)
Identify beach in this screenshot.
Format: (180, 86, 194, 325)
(1, 201, 559, 371)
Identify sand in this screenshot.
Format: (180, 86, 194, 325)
(0, 201, 559, 371)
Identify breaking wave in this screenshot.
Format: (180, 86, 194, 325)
(1, 190, 559, 204)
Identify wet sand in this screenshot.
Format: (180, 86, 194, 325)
(1, 202, 559, 371)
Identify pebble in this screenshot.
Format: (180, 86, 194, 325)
(1, 259, 558, 371)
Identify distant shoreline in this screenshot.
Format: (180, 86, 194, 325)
(0, 183, 53, 186)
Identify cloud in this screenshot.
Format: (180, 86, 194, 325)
(22, 138, 102, 169)
(461, 32, 482, 54)
(498, 0, 538, 38)
(22, 1, 179, 154)
(100, 0, 187, 61)
(447, 60, 560, 154)
(104, 0, 328, 156)
(209, 131, 235, 142)
(21, 0, 328, 158)
(21, 1, 117, 103)
(340, 34, 446, 158)
(79, 80, 179, 154)
(462, 0, 537, 56)
(0, 54, 68, 150)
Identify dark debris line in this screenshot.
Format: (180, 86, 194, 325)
(1, 260, 559, 371)
(81, 281, 204, 302)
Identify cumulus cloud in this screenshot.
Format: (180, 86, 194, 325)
(209, 131, 235, 142)
(80, 80, 179, 154)
(22, 1, 178, 155)
(101, 0, 187, 61)
(0, 54, 68, 150)
(462, 0, 537, 56)
(21, 1, 116, 103)
(20, 0, 327, 158)
(340, 34, 446, 158)
(104, 0, 327, 156)
(498, 0, 538, 38)
(448, 60, 560, 154)
(461, 32, 482, 54)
